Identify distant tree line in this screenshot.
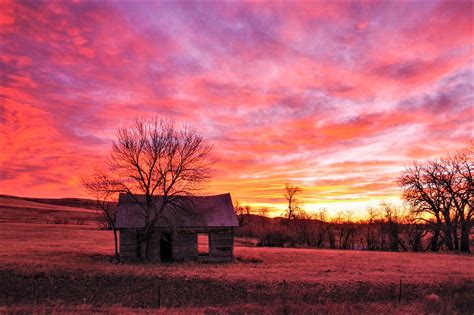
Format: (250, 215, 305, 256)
(235, 202, 429, 252)
(85, 116, 471, 261)
(235, 149, 472, 254)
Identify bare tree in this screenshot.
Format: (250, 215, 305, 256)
(380, 203, 406, 252)
(82, 168, 120, 261)
(244, 205, 252, 216)
(257, 207, 270, 232)
(283, 183, 302, 220)
(400, 150, 472, 253)
(400, 161, 446, 251)
(365, 206, 380, 250)
(234, 200, 253, 227)
(314, 208, 328, 248)
(292, 208, 313, 246)
(84, 118, 213, 261)
(234, 200, 244, 226)
(403, 210, 428, 252)
(258, 207, 269, 217)
(335, 210, 358, 250)
(439, 152, 472, 253)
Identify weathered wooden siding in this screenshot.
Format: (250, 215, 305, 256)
(210, 228, 233, 262)
(119, 229, 140, 261)
(119, 227, 234, 263)
(119, 229, 161, 262)
(172, 231, 197, 262)
(147, 230, 160, 262)
(199, 228, 234, 263)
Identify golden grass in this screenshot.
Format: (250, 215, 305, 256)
(0, 197, 99, 225)
(1, 223, 471, 286)
(0, 223, 472, 314)
(0, 197, 97, 212)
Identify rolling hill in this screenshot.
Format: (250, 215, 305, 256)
(0, 195, 102, 225)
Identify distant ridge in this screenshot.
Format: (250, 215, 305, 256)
(0, 194, 114, 210)
(0, 195, 103, 225)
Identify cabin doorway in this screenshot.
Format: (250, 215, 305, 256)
(160, 233, 172, 262)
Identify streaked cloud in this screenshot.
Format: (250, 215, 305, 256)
(1, 1, 472, 217)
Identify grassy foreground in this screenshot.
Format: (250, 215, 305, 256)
(0, 223, 472, 314)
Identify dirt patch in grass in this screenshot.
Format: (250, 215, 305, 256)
(234, 256, 263, 264)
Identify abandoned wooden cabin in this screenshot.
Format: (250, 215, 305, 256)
(115, 193, 239, 263)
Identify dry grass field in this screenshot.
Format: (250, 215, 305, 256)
(0, 221, 473, 314)
(0, 197, 99, 225)
(0, 196, 472, 314)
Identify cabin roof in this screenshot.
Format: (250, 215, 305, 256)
(115, 193, 239, 228)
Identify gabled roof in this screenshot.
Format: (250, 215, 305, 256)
(115, 193, 239, 228)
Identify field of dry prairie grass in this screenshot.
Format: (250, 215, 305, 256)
(0, 197, 99, 225)
(0, 223, 473, 314)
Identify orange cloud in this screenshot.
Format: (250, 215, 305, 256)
(0, 1, 471, 218)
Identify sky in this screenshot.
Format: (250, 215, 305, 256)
(1, 1, 472, 218)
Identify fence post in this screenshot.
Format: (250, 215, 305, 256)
(398, 279, 402, 305)
(48, 275, 52, 302)
(33, 280, 37, 307)
(281, 280, 288, 315)
(157, 285, 161, 309)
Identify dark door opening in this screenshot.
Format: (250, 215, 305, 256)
(160, 233, 172, 262)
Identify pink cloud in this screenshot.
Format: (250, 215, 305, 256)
(0, 1, 471, 217)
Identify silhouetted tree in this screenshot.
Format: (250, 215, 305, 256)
(365, 206, 380, 250)
(438, 152, 472, 253)
(333, 210, 358, 249)
(403, 211, 428, 252)
(84, 118, 213, 261)
(82, 169, 120, 261)
(258, 207, 269, 217)
(380, 203, 406, 251)
(314, 209, 329, 248)
(401, 161, 446, 251)
(400, 150, 472, 253)
(292, 208, 313, 246)
(234, 200, 245, 226)
(283, 183, 302, 220)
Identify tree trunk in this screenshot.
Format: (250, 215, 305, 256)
(430, 227, 440, 252)
(328, 227, 336, 249)
(460, 218, 471, 253)
(412, 230, 422, 252)
(443, 214, 454, 251)
(366, 224, 372, 250)
(113, 228, 120, 261)
(453, 220, 459, 251)
(390, 230, 399, 251)
(430, 216, 442, 252)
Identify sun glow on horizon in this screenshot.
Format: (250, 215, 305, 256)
(0, 1, 472, 217)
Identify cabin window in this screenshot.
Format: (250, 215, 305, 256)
(198, 233, 209, 255)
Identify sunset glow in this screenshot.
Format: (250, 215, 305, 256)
(1, 1, 472, 217)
